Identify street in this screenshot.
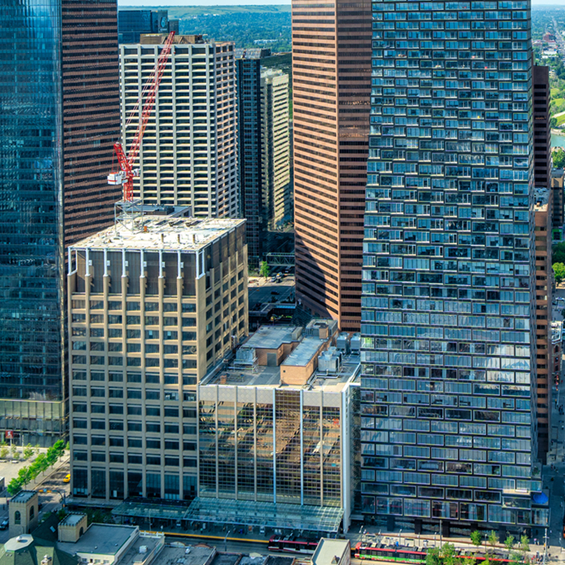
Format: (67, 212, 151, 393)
(0, 455, 69, 544)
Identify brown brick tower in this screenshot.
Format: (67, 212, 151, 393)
(292, 0, 372, 331)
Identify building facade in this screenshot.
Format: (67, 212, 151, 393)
(361, 0, 540, 532)
(261, 69, 291, 232)
(118, 9, 179, 44)
(120, 35, 239, 218)
(189, 322, 360, 534)
(236, 51, 291, 267)
(552, 168, 564, 231)
(292, 0, 372, 331)
(533, 66, 551, 191)
(67, 216, 248, 501)
(0, 0, 121, 445)
(533, 188, 553, 461)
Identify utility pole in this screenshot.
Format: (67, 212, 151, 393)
(543, 526, 549, 565)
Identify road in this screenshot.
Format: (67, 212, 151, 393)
(248, 274, 294, 310)
(0, 457, 70, 544)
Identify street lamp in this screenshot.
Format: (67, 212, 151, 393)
(224, 530, 231, 552)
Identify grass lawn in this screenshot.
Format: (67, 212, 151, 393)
(557, 114, 565, 126)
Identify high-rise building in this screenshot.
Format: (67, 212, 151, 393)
(261, 69, 292, 233)
(360, 0, 542, 532)
(118, 9, 179, 44)
(67, 216, 248, 501)
(552, 168, 564, 230)
(533, 66, 552, 191)
(0, 0, 121, 445)
(292, 0, 372, 331)
(236, 50, 291, 266)
(533, 188, 553, 462)
(120, 35, 239, 218)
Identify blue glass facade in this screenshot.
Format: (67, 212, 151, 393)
(361, 0, 539, 530)
(0, 0, 120, 444)
(0, 2, 64, 412)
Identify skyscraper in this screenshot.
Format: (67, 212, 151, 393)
(236, 50, 291, 266)
(119, 35, 239, 219)
(118, 9, 179, 44)
(361, 0, 539, 532)
(292, 0, 372, 331)
(0, 0, 121, 444)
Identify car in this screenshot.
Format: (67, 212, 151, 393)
(0, 519, 8, 530)
(63, 473, 71, 483)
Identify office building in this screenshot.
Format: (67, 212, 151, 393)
(118, 9, 179, 44)
(262, 69, 291, 232)
(552, 168, 564, 231)
(361, 0, 540, 532)
(533, 66, 551, 191)
(67, 216, 248, 501)
(187, 321, 360, 535)
(533, 188, 553, 461)
(120, 35, 239, 218)
(292, 0, 371, 331)
(0, 0, 121, 445)
(236, 50, 291, 266)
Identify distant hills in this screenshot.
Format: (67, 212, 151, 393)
(120, 5, 291, 50)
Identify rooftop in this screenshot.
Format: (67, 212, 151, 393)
(59, 514, 85, 527)
(11, 491, 36, 504)
(69, 217, 245, 253)
(312, 539, 350, 565)
(157, 544, 216, 565)
(243, 325, 299, 351)
(57, 524, 138, 556)
(534, 187, 550, 211)
(282, 337, 325, 367)
(204, 353, 360, 389)
(4, 535, 34, 552)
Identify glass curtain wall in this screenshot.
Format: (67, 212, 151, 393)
(0, 1, 64, 436)
(361, 0, 536, 529)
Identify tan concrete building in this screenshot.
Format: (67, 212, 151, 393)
(534, 187, 553, 461)
(261, 69, 291, 230)
(9, 491, 38, 537)
(292, 0, 372, 331)
(120, 35, 239, 218)
(67, 216, 248, 501)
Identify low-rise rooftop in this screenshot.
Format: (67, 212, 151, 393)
(534, 187, 550, 212)
(59, 513, 84, 527)
(57, 524, 138, 557)
(312, 539, 350, 565)
(244, 325, 299, 351)
(282, 337, 325, 367)
(11, 491, 36, 504)
(69, 217, 245, 253)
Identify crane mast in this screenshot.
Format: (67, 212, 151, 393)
(108, 31, 175, 202)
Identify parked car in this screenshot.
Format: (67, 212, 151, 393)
(63, 473, 71, 483)
(0, 519, 9, 530)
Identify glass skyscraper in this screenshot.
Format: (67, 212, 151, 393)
(0, 0, 120, 444)
(361, 0, 540, 532)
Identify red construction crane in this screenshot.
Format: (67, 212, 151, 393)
(108, 31, 175, 202)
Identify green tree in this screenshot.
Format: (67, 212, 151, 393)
(554, 148, 565, 169)
(554, 262, 565, 284)
(441, 543, 458, 565)
(426, 547, 442, 565)
(259, 261, 271, 278)
(0, 447, 8, 459)
(488, 531, 499, 553)
(504, 535, 515, 557)
(519, 535, 529, 554)
(471, 531, 483, 548)
(552, 242, 565, 264)
(23, 444, 33, 460)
